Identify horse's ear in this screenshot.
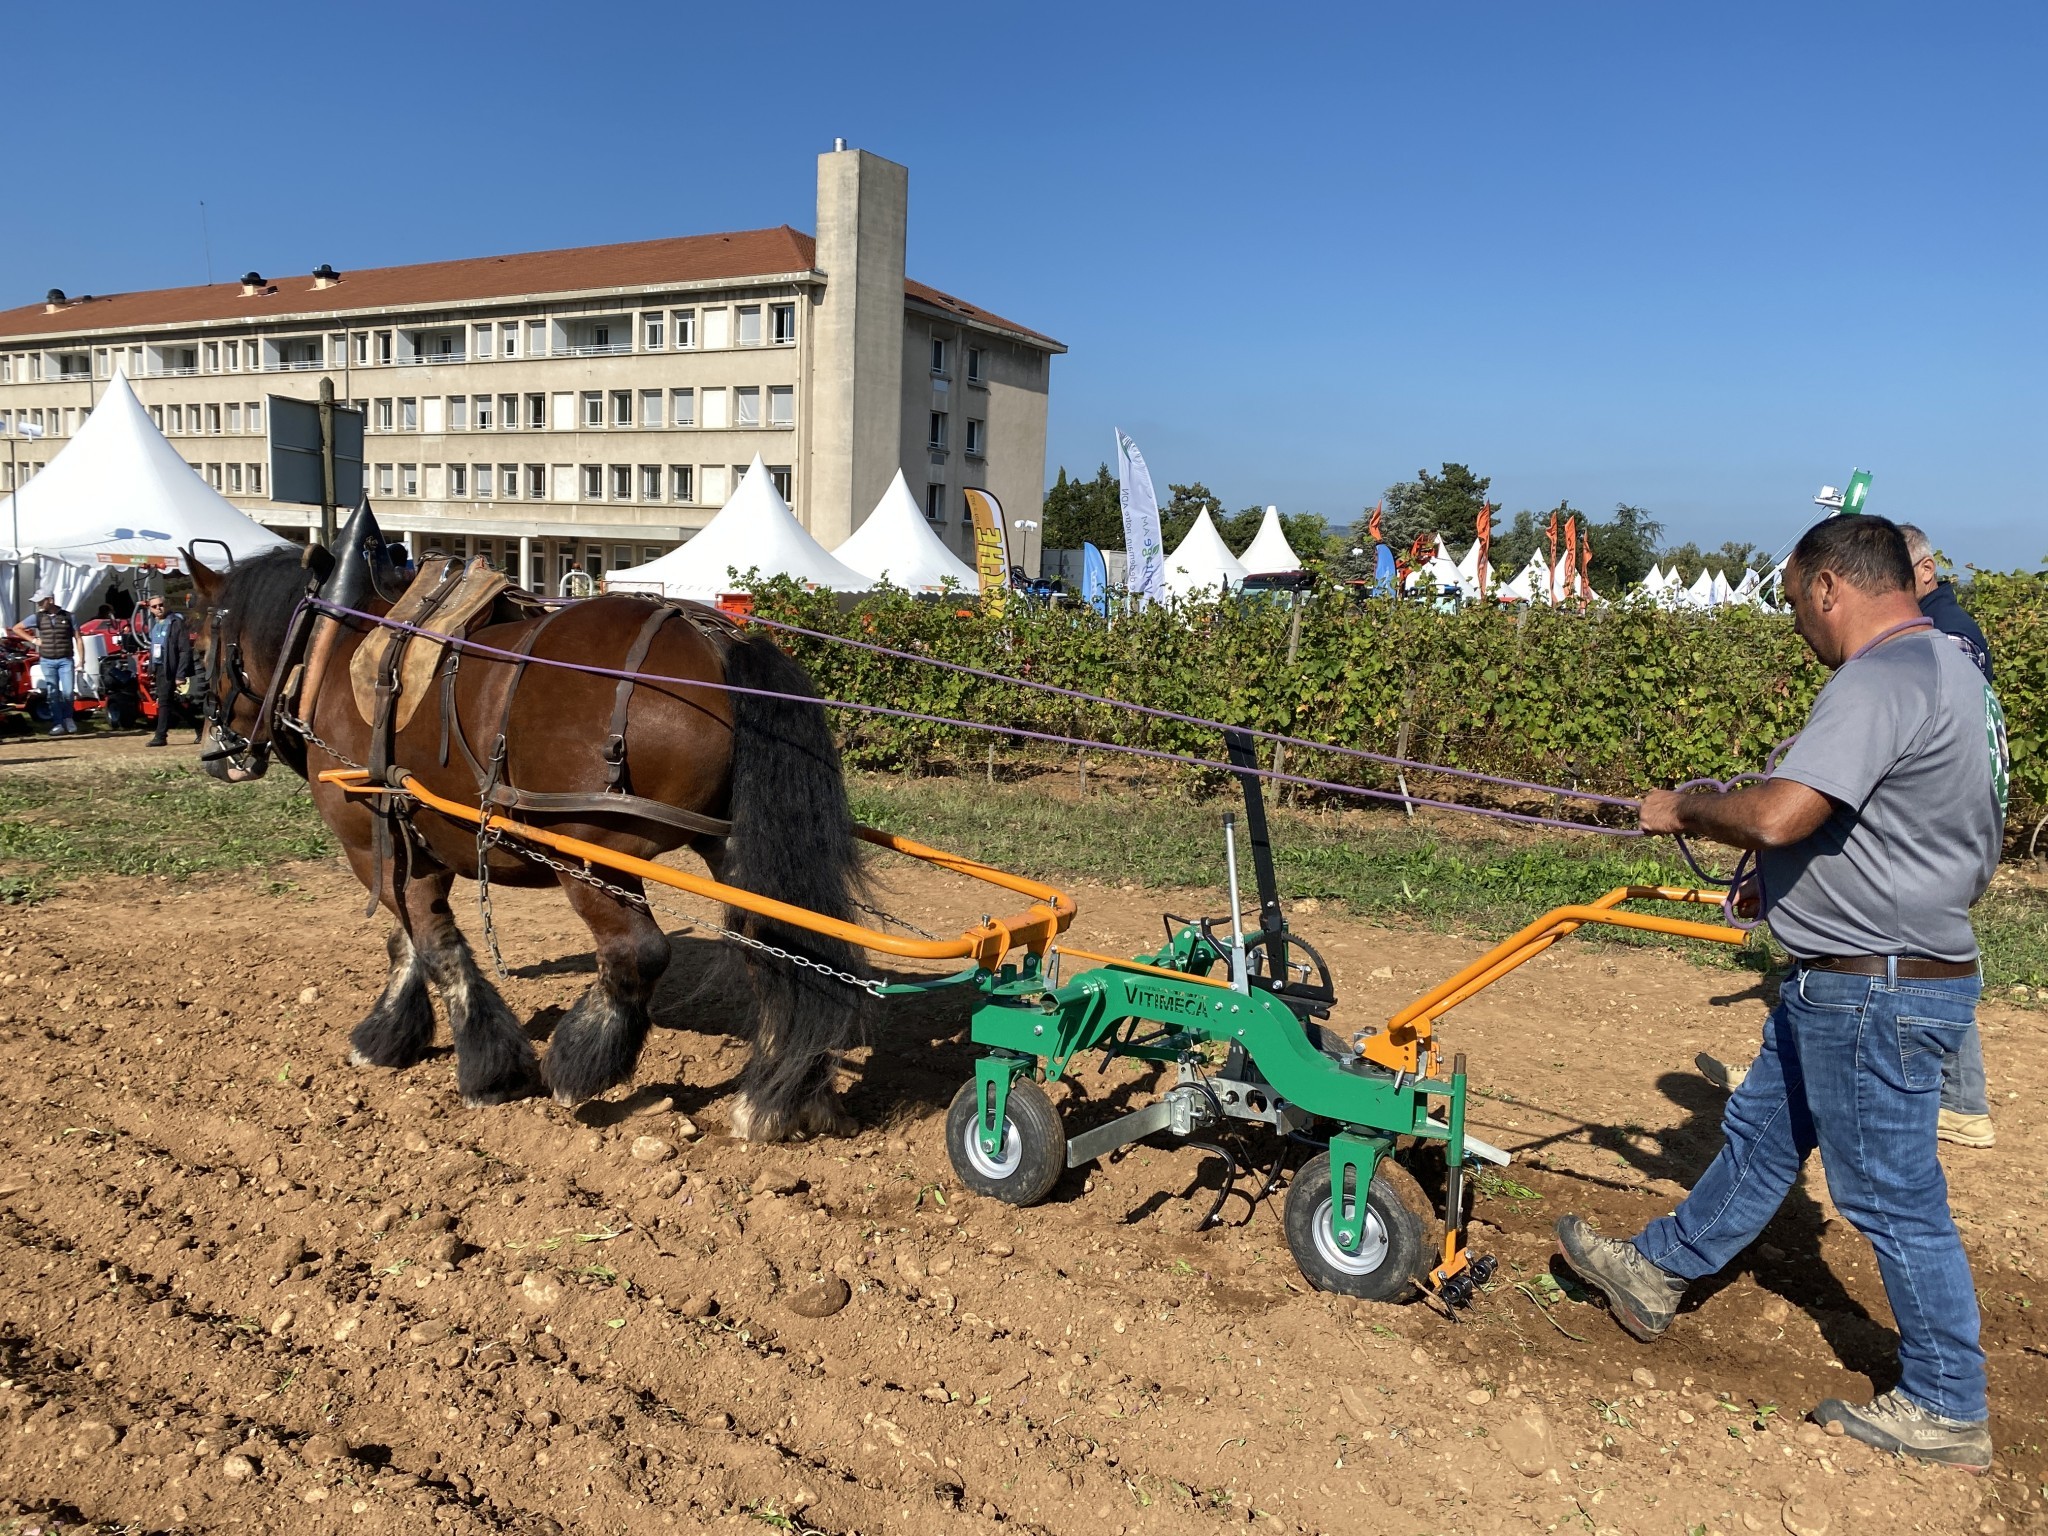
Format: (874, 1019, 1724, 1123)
(185, 546, 223, 601)
(300, 543, 336, 585)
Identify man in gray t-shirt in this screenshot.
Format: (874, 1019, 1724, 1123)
(1760, 627, 2006, 963)
(1552, 514, 2007, 1471)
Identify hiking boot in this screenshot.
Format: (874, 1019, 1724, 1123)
(1553, 1215, 1686, 1341)
(1812, 1390, 1991, 1471)
(1937, 1110, 1994, 1148)
(1696, 1052, 1748, 1092)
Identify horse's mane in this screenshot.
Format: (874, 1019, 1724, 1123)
(217, 547, 311, 650)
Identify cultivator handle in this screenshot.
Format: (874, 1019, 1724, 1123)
(1355, 887, 1749, 1074)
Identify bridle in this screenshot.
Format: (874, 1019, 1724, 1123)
(200, 583, 318, 781)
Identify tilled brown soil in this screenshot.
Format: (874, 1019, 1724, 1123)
(0, 842, 2040, 1535)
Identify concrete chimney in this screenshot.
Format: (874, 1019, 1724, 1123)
(807, 146, 907, 547)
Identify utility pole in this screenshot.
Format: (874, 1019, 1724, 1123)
(317, 376, 338, 547)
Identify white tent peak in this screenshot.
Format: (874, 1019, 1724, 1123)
(832, 470, 980, 592)
(605, 455, 870, 600)
(1237, 505, 1301, 575)
(1162, 508, 1248, 600)
(0, 370, 289, 620)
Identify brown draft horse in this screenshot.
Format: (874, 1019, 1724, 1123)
(187, 505, 867, 1139)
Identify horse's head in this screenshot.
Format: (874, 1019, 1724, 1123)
(188, 543, 330, 783)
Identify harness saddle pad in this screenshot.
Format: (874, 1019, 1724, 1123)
(350, 557, 511, 730)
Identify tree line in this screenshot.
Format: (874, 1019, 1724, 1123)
(1042, 461, 1770, 589)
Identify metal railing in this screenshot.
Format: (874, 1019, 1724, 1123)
(561, 342, 634, 357)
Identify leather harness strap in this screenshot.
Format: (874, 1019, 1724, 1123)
(605, 604, 679, 791)
(438, 605, 733, 843)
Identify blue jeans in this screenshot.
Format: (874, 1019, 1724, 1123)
(1942, 1023, 1989, 1117)
(1634, 963, 1986, 1422)
(38, 657, 76, 731)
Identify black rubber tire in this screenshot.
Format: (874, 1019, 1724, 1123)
(1283, 1151, 1435, 1301)
(945, 1075, 1065, 1207)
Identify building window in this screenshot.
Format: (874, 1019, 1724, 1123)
(450, 463, 469, 496)
(609, 465, 630, 500)
(671, 389, 695, 427)
(640, 465, 662, 501)
(967, 346, 985, 384)
(768, 386, 794, 427)
(227, 463, 243, 493)
(473, 323, 493, 359)
(593, 325, 612, 351)
(639, 389, 664, 428)
(376, 464, 393, 496)
(226, 403, 242, 433)
(496, 462, 516, 498)
(768, 465, 792, 501)
(581, 465, 602, 498)
(735, 387, 760, 428)
(671, 465, 693, 502)
(448, 395, 469, 431)
(700, 388, 728, 430)
(500, 322, 518, 358)
(400, 398, 418, 431)
(148, 405, 163, 429)
(965, 419, 985, 457)
(582, 391, 603, 427)
(770, 303, 796, 345)
(643, 314, 664, 350)
(526, 464, 546, 499)
(474, 395, 493, 430)
(526, 393, 545, 430)
(928, 411, 947, 451)
(526, 320, 547, 357)
(374, 398, 393, 432)
(498, 394, 517, 431)
(702, 308, 730, 349)
(375, 332, 393, 364)
(475, 464, 494, 498)
(925, 483, 944, 520)
(736, 305, 763, 347)
(672, 309, 696, 349)
(206, 404, 222, 435)
(223, 341, 238, 372)
(700, 464, 727, 505)
(353, 333, 370, 364)
(401, 464, 418, 496)
(168, 404, 183, 433)
(249, 464, 263, 494)
(248, 401, 262, 433)
(930, 337, 948, 376)
(208, 464, 224, 489)
(204, 342, 220, 372)
(610, 390, 632, 427)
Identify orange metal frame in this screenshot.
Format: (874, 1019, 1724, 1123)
(319, 769, 1076, 971)
(1356, 886, 1747, 1075)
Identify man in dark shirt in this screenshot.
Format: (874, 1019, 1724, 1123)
(1898, 524, 1992, 683)
(9, 588, 78, 735)
(144, 596, 199, 746)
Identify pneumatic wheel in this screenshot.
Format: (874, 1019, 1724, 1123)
(945, 1075, 1065, 1206)
(1283, 1151, 1435, 1301)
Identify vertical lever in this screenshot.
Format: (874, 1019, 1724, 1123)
(1221, 728, 1287, 980)
(1223, 812, 1249, 993)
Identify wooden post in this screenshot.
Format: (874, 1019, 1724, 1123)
(316, 376, 338, 548)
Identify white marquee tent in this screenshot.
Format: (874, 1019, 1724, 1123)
(604, 456, 870, 601)
(832, 470, 980, 592)
(1161, 509, 1248, 600)
(0, 371, 289, 624)
(1237, 506, 1302, 575)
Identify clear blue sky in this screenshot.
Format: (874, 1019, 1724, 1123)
(9, 2, 2042, 569)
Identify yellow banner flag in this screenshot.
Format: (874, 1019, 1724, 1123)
(964, 487, 1010, 614)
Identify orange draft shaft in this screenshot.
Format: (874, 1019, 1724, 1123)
(1356, 887, 1746, 1073)
(320, 770, 1075, 970)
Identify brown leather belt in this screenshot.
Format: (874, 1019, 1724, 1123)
(1800, 955, 1979, 980)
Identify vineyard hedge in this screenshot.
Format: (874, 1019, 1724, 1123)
(749, 571, 2047, 841)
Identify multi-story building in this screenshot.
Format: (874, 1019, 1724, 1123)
(0, 144, 1061, 590)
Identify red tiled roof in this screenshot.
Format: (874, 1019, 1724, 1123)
(0, 225, 1061, 349)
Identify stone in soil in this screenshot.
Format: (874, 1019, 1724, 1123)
(786, 1277, 853, 1318)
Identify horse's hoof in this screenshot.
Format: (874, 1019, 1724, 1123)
(463, 1082, 540, 1108)
(796, 1093, 858, 1139)
(348, 1047, 377, 1069)
(727, 1094, 777, 1142)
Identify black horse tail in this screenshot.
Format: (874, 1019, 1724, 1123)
(716, 630, 870, 1133)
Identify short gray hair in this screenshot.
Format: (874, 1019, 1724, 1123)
(1895, 523, 1936, 564)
